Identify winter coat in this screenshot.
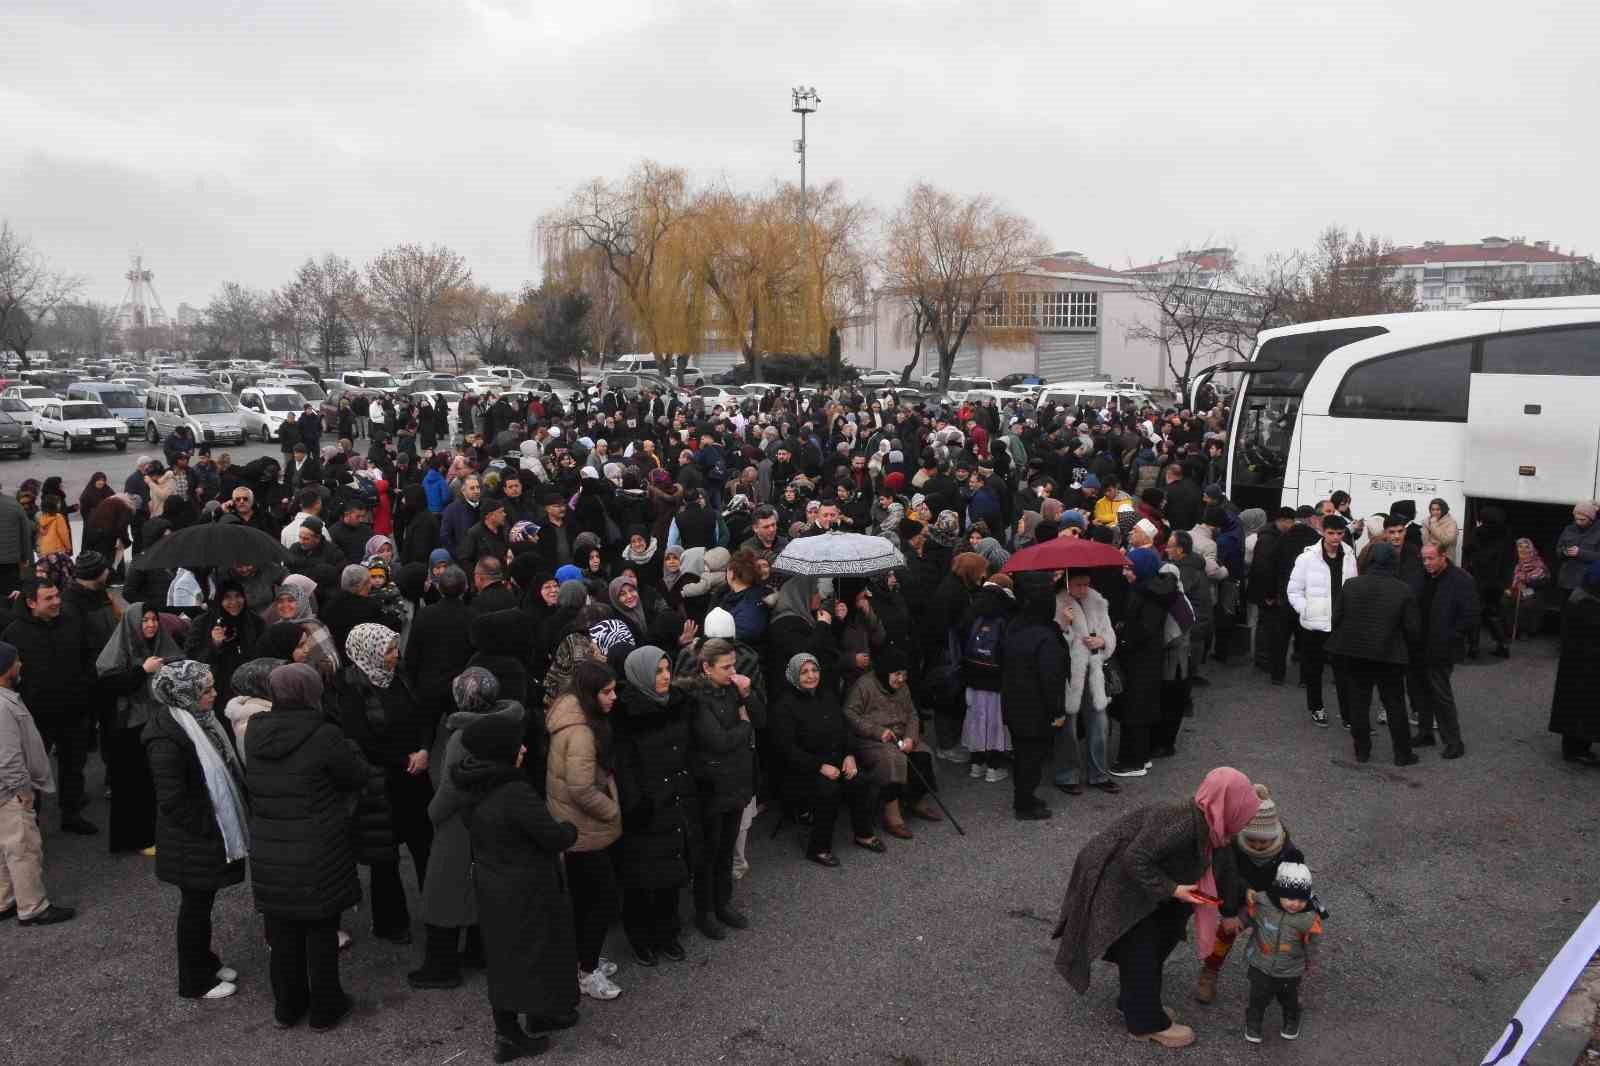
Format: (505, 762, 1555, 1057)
(1212, 831, 1296, 920)
(183, 606, 265, 708)
(422, 468, 450, 513)
(843, 673, 921, 787)
(1415, 563, 1480, 665)
(456, 519, 509, 569)
(0, 493, 33, 564)
(1550, 592, 1600, 743)
(423, 701, 524, 928)
(1246, 527, 1284, 605)
(1051, 801, 1212, 994)
(1327, 571, 1419, 665)
(1556, 521, 1600, 591)
(999, 610, 1069, 739)
(462, 764, 579, 1016)
(438, 497, 480, 559)
(771, 682, 855, 801)
(543, 694, 621, 852)
(1423, 513, 1459, 555)
(718, 585, 770, 645)
(1114, 574, 1176, 728)
(1063, 587, 1118, 715)
(142, 706, 247, 892)
(682, 676, 757, 814)
(765, 614, 840, 699)
(3, 610, 90, 723)
(1287, 542, 1357, 633)
(245, 702, 368, 920)
(612, 685, 699, 891)
(1173, 552, 1215, 643)
(959, 585, 1016, 692)
(1244, 893, 1322, 980)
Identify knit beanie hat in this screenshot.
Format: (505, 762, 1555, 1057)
(703, 607, 737, 639)
(461, 714, 524, 765)
(1237, 783, 1285, 858)
(1273, 846, 1313, 902)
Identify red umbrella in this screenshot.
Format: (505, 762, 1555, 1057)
(1001, 538, 1129, 573)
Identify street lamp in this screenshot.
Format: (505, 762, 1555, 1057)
(791, 85, 820, 214)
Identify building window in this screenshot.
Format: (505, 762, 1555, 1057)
(1446, 286, 1463, 298)
(988, 289, 1097, 330)
(1330, 341, 1472, 421)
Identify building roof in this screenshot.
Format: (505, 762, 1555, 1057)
(1127, 247, 1234, 274)
(1031, 256, 1128, 279)
(1385, 238, 1588, 265)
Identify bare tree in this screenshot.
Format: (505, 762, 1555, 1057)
(44, 301, 118, 356)
(0, 221, 84, 368)
(342, 287, 386, 368)
(879, 183, 1045, 390)
(202, 283, 271, 358)
(1290, 226, 1416, 321)
(1128, 249, 1259, 398)
(286, 255, 362, 371)
(1219, 252, 1305, 360)
(366, 243, 472, 369)
(892, 294, 938, 386)
(1464, 258, 1600, 302)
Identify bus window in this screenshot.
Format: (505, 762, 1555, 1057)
(1252, 326, 1389, 391)
(1330, 342, 1471, 421)
(1232, 395, 1298, 489)
(1481, 326, 1600, 375)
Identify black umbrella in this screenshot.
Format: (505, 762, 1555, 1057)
(133, 521, 288, 571)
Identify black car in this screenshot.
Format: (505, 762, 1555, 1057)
(0, 409, 32, 459)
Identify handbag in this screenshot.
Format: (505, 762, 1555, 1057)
(1102, 656, 1125, 697)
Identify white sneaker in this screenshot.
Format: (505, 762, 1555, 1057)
(1377, 709, 1388, 725)
(579, 968, 622, 1000)
(731, 856, 749, 880)
(984, 766, 1009, 783)
(216, 966, 238, 983)
(936, 746, 972, 764)
(202, 980, 237, 1000)
(337, 930, 353, 951)
(596, 957, 618, 977)
(968, 763, 984, 779)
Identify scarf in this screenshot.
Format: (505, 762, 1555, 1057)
(95, 603, 184, 729)
(608, 576, 648, 635)
(1192, 766, 1260, 959)
(1513, 539, 1549, 591)
(624, 645, 670, 705)
(345, 622, 397, 688)
(153, 661, 250, 863)
(771, 575, 818, 628)
(785, 651, 819, 690)
(273, 577, 317, 624)
(622, 536, 659, 566)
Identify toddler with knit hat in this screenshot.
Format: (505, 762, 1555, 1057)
(1196, 782, 1293, 1004)
(1241, 846, 1323, 1043)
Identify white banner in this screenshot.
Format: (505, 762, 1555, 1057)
(1482, 900, 1600, 1065)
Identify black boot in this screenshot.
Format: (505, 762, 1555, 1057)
(493, 1008, 549, 1062)
(460, 924, 487, 969)
(407, 924, 462, 990)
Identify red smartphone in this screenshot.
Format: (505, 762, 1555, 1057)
(1191, 892, 1221, 906)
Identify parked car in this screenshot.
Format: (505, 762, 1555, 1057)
(330, 370, 399, 397)
(612, 354, 705, 386)
(0, 397, 37, 437)
(1, 385, 59, 414)
(35, 399, 129, 452)
(236, 386, 306, 441)
(258, 377, 327, 407)
(66, 382, 147, 437)
(0, 409, 32, 459)
(690, 385, 748, 411)
(143, 386, 245, 446)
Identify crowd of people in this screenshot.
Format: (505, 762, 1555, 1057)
(0, 374, 1594, 1057)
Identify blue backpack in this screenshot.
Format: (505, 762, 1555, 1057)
(964, 615, 1006, 670)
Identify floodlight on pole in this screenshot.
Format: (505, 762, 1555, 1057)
(791, 85, 820, 215)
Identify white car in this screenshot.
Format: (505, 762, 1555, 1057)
(35, 399, 129, 452)
(691, 385, 747, 411)
(1, 385, 58, 414)
(0, 397, 37, 436)
(457, 375, 504, 393)
(856, 369, 898, 385)
(236, 386, 306, 441)
(963, 388, 1031, 406)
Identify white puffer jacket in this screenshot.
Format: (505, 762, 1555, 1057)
(1286, 542, 1358, 633)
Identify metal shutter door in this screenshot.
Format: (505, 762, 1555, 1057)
(1036, 333, 1099, 381)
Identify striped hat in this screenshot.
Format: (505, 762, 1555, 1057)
(1238, 783, 1285, 857)
(1273, 846, 1313, 902)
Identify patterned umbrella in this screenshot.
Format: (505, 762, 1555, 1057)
(772, 531, 906, 577)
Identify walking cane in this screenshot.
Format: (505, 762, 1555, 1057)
(1510, 579, 1522, 642)
(891, 731, 965, 836)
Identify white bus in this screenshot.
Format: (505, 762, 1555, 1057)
(1202, 295, 1600, 551)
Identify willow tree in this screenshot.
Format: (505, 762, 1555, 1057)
(692, 186, 805, 379)
(789, 180, 871, 362)
(879, 183, 1046, 389)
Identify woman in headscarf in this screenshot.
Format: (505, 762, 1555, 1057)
(264, 575, 341, 672)
(771, 652, 881, 866)
(143, 660, 249, 1001)
(619, 525, 662, 590)
(246, 663, 368, 1031)
(1507, 537, 1551, 638)
(224, 657, 283, 758)
(764, 575, 841, 697)
(608, 575, 650, 646)
(535, 580, 590, 678)
(184, 579, 265, 709)
(843, 646, 937, 840)
(410, 668, 520, 991)
(364, 534, 397, 566)
(546, 659, 624, 1001)
(83, 492, 138, 573)
(611, 646, 697, 966)
(657, 545, 690, 615)
(96, 603, 183, 853)
(1422, 497, 1458, 555)
(1051, 767, 1260, 1049)
(338, 622, 432, 945)
(79, 471, 115, 523)
(1112, 548, 1178, 776)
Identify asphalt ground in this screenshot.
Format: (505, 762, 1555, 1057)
(4, 624, 1594, 1066)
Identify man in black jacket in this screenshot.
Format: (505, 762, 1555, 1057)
(3, 582, 97, 833)
(1327, 543, 1419, 766)
(403, 567, 475, 732)
(329, 501, 374, 565)
(1411, 543, 1479, 759)
(999, 589, 1069, 821)
(1161, 463, 1203, 533)
(455, 498, 510, 570)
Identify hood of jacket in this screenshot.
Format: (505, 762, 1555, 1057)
(971, 584, 1017, 618)
(244, 703, 326, 760)
(445, 698, 525, 734)
(544, 692, 587, 737)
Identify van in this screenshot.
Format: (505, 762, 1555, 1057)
(1037, 381, 1151, 414)
(612, 354, 704, 386)
(143, 386, 245, 446)
(67, 382, 147, 436)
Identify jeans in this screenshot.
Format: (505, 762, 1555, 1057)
(1409, 662, 1462, 746)
(1246, 967, 1302, 1029)
(176, 887, 221, 997)
(1344, 660, 1412, 760)
(565, 847, 620, 972)
(264, 914, 345, 1025)
(1109, 899, 1190, 1035)
(1054, 706, 1110, 786)
(695, 809, 741, 916)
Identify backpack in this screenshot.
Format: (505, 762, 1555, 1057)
(963, 614, 1006, 670)
(706, 448, 728, 483)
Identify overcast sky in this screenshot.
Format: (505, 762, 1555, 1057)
(4, 0, 1594, 310)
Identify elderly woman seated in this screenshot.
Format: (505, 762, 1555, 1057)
(770, 653, 882, 866)
(843, 647, 941, 840)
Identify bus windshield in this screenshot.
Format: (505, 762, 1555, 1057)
(1229, 326, 1388, 506)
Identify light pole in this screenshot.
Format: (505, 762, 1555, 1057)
(791, 85, 820, 215)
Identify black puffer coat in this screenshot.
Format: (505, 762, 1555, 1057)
(770, 681, 852, 800)
(613, 685, 699, 891)
(335, 665, 413, 864)
(999, 598, 1070, 740)
(681, 676, 756, 815)
(464, 762, 580, 1016)
(245, 702, 368, 920)
(143, 706, 247, 891)
(1114, 573, 1176, 729)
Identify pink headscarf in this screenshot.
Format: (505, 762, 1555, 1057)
(1192, 767, 1259, 959)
